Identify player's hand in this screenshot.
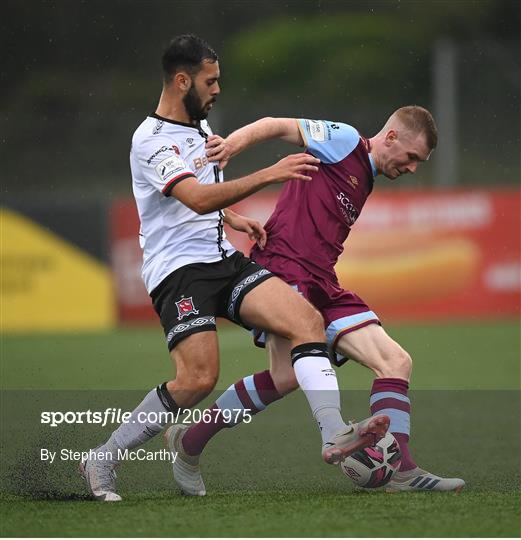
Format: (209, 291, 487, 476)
(268, 153, 320, 183)
(225, 211, 267, 250)
(206, 135, 234, 170)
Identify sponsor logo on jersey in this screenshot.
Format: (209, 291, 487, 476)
(175, 296, 199, 320)
(307, 120, 327, 142)
(186, 137, 195, 148)
(172, 144, 180, 155)
(193, 155, 209, 170)
(155, 155, 186, 182)
(336, 192, 360, 226)
(147, 145, 170, 164)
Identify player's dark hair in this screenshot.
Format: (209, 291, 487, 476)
(162, 34, 218, 83)
(393, 106, 438, 150)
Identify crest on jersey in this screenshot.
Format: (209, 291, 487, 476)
(175, 297, 199, 320)
(348, 175, 359, 188)
(171, 144, 180, 155)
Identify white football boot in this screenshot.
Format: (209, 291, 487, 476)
(322, 414, 390, 465)
(79, 451, 121, 502)
(165, 424, 206, 496)
(386, 467, 465, 492)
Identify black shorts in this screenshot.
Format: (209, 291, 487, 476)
(150, 252, 274, 351)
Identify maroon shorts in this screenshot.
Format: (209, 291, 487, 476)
(253, 254, 380, 363)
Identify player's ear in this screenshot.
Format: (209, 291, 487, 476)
(173, 71, 191, 92)
(385, 129, 397, 146)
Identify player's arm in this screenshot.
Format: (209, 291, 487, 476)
(206, 118, 303, 169)
(170, 152, 319, 215)
(223, 208, 267, 249)
(208, 118, 361, 170)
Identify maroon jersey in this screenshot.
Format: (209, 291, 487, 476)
(252, 119, 378, 283)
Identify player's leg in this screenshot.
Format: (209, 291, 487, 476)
(261, 333, 389, 465)
(81, 262, 222, 501)
(171, 264, 387, 495)
(336, 324, 465, 492)
(163, 331, 221, 497)
(238, 277, 388, 463)
(180, 322, 386, 478)
(80, 330, 219, 501)
(335, 323, 415, 470)
(181, 333, 297, 460)
(94, 331, 219, 457)
(239, 277, 348, 451)
(266, 333, 299, 394)
(180, 274, 387, 478)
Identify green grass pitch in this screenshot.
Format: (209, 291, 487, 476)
(1, 320, 520, 537)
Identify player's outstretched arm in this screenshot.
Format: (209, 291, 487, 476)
(206, 117, 303, 170)
(170, 152, 319, 215)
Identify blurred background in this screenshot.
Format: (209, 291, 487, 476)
(1, 0, 520, 332)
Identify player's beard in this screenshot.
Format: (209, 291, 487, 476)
(183, 84, 214, 122)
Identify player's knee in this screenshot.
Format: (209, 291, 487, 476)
(271, 370, 299, 395)
(176, 371, 218, 403)
(194, 372, 219, 397)
(309, 308, 325, 335)
(291, 306, 325, 342)
(382, 348, 412, 380)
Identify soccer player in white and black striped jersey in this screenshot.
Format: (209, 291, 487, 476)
(79, 34, 389, 501)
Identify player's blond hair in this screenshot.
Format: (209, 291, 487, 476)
(387, 106, 438, 150)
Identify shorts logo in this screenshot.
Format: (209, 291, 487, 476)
(227, 269, 271, 319)
(175, 297, 199, 320)
(166, 316, 216, 344)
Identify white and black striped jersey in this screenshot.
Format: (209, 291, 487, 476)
(130, 113, 235, 293)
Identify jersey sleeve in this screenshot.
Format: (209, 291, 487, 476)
(297, 119, 360, 164)
(135, 137, 195, 196)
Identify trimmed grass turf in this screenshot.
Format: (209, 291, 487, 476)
(2, 320, 520, 390)
(1, 320, 520, 537)
(1, 491, 520, 537)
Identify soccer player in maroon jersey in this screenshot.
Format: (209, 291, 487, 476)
(177, 106, 465, 493)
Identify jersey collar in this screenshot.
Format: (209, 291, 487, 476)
(150, 112, 202, 130)
(361, 136, 378, 177)
(368, 153, 378, 177)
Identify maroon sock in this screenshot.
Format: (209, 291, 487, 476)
(370, 377, 417, 472)
(393, 433, 416, 472)
(182, 370, 282, 456)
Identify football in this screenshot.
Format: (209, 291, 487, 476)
(340, 432, 402, 488)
